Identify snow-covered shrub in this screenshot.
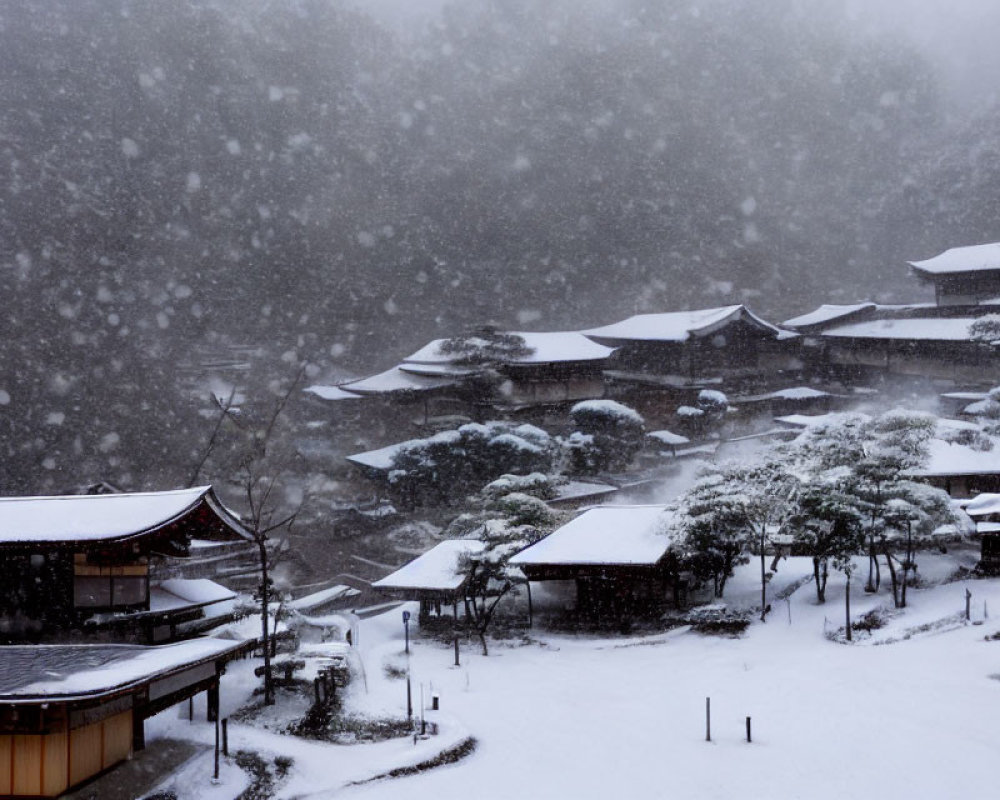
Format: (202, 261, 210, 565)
(483, 472, 554, 500)
(490, 492, 556, 527)
(388, 421, 556, 506)
(567, 400, 645, 473)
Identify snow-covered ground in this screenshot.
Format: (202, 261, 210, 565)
(147, 552, 1000, 799)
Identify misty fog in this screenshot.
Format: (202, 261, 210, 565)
(2, 0, 1000, 495)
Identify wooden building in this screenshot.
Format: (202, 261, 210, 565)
(909, 242, 1000, 306)
(0, 486, 251, 642)
(0, 638, 247, 797)
(784, 302, 1000, 386)
(371, 539, 486, 617)
(582, 305, 788, 379)
(509, 505, 682, 623)
(961, 493, 1000, 573)
(308, 329, 615, 424)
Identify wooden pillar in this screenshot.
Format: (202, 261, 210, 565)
(132, 711, 146, 752)
(207, 679, 219, 723)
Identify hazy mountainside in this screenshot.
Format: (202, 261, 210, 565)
(1, 0, 998, 493)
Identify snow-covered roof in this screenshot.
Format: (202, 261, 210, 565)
(0, 638, 248, 702)
(404, 331, 615, 365)
(151, 579, 236, 611)
(909, 242, 1000, 276)
(549, 481, 620, 504)
(304, 384, 364, 401)
(782, 303, 877, 330)
(372, 539, 486, 592)
(820, 316, 985, 342)
(581, 305, 780, 343)
(910, 439, 1000, 478)
(960, 493, 1000, 517)
(510, 505, 675, 567)
(774, 413, 855, 429)
(0, 486, 250, 546)
(341, 366, 458, 395)
(647, 430, 691, 446)
(346, 439, 421, 471)
(287, 584, 361, 612)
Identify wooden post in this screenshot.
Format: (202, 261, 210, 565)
(207, 681, 219, 722)
(527, 581, 533, 629)
(406, 675, 413, 720)
(705, 697, 711, 742)
(966, 588, 972, 621)
(188, 697, 194, 722)
(222, 718, 229, 757)
(845, 575, 852, 642)
(214, 716, 220, 780)
(746, 716, 752, 743)
(454, 636, 460, 667)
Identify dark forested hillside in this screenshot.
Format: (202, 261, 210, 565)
(1, 0, 997, 493)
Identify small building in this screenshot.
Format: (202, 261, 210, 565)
(509, 505, 681, 623)
(582, 305, 788, 379)
(0, 638, 247, 797)
(908, 438, 1000, 498)
(371, 539, 486, 617)
(959, 493, 1000, 573)
(0, 486, 251, 642)
(909, 242, 1000, 306)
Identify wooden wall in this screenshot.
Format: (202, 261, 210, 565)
(0, 709, 132, 797)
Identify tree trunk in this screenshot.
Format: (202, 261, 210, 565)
(258, 538, 274, 705)
(844, 574, 852, 642)
(884, 549, 900, 608)
(478, 631, 489, 657)
(760, 545, 768, 622)
(813, 557, 827, 603)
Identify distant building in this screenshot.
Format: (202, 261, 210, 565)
(909, 242, 1000, 306)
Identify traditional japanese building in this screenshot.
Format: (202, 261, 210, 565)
(909, 241, 1000, 306)
(0, 638, 248, 797)
(510, 505, 683, 622)
(371, 538, 486, 617)
(0, 486, 252, 642)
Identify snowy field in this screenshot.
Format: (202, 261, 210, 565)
(148, 553, 1000, 800)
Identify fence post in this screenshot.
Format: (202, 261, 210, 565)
(966, 588, 972, 621)
(454, 636, 460, 667)
(705, 697, 711, 742)
(746, 716, 752, 743)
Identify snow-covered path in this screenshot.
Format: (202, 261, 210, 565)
(342, 557, 1000, 800)
(147, 555, 1000, 800)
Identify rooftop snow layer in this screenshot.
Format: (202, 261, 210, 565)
(372, 539, 486, 591)
(341, 366, 458, 395)
(647, 430, 691, 446)
(910, 438, 1000, 477)
(510, 505, 674, 566)
(909, 242, 1000, 275)
(404, 331, 615, 365)
(960, 493, 1000, 517)
(820, 316, 986, 342)
(782, 303, 877, 329)
(346, 439, 421, 471)
(0, 486, 246, 545)
(154, 578, 236, 607)
(304, 384, 364, 401)
(582, 305, 780, 343)
(0, 638, 247, 701)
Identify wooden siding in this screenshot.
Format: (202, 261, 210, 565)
(0, 727, 70, 797)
